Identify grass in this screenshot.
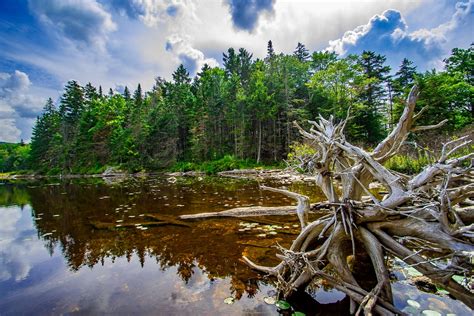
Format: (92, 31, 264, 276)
(384, 153, 433, 174)
(384, 144, 473, 174)
(170, 155, 283, 174)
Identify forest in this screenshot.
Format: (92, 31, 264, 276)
(3, 43, 473, 174)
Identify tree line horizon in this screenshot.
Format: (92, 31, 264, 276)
(2, 42, 473, 173)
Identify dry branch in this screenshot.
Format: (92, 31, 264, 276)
(179, 84, 474, 313)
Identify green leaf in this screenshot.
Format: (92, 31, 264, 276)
(275, 300, 291, 310)
(292, 312, 306, 316)
(452, 275, 465, 284)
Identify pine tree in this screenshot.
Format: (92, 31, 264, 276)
(30, 98, 60, 169)
(393, 58, 417, 95)
(133, 84, 143, 107)
(223, 48, 239, 76)
(123, 86, 131, 100)
(173, 65, 191, 85)
(293, 42, 310, 62)
(356, 51, 391, 143)
(238, 48, 253, 86)
(170, 65, 194, 160)
(84, 82, 99, 107)
(267, 40, 275, 58)
(59, 80, 84, 125)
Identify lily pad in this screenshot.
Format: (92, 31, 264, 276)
(275, 300, 291, 310)
(224, 297, 235, 305)
(452, 275, 465, 285)
(404, 266, 423, 277)
(263, 296, 276, 305)
(407, 299, 420, 309)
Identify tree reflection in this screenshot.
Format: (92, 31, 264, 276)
(1, 177, 294, 300)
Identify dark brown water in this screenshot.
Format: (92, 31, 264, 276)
(0, 176, 471, 315)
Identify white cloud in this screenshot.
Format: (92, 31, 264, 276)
(166, 34, 219, 75)
(325, 0, 473, 69)
(0, 70, 49, 142)
(3, 0, 470, 142)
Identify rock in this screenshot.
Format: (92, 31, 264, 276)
(410, 276, 437, 293)
(102, 166, 126, 177)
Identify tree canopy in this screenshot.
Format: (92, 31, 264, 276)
(14, 43, 472, 174)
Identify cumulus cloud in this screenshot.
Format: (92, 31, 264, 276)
(0, 71, 44, 142)
(326, 0, 473, 69)
(28, 0, 117, 49)
(225, 0, 276, 32)
(165, 35, 219, 75)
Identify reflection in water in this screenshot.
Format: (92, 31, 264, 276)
(0, 177, 328, 315)
(0, 177, 471, 315)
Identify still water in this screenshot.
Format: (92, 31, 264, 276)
(0, 176, 471, 315)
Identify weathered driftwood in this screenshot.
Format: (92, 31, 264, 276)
(181, 85, 474, 313)
(180, 205, 304, 219)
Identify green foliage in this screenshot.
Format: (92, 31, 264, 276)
(287, 142, 317, 172)
(16, 44, 471, 175)
(384, 153, 433, 174)
(0, 143, 31, 172)
(171, 155, 266, 174)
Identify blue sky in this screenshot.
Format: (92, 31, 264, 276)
(0, 0, 472, 142)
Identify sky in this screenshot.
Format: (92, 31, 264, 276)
(0, 0, 472, 143)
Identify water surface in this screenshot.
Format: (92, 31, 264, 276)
(0, 176, 471, 315)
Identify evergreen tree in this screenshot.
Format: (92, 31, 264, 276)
(170, 65, 194, 160)
(172, 65, 191, 85)
(392, 58, 417, 96)
(133, 84, 143, 107)
(267, 40, 275, 58)
(238, 48, 253, 87)
(59, 80, 84, 124)
(84, 82, 99, 107)
(356, 51, 391, 143)
(30, 98, 60, 169)
(123, 86, 131, 100)
(223, 48, 239, 76)
(293, 42, 310, 62)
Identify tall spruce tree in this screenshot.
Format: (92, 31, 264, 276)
(293, 42, 310, 62)
(356, 51, 391, 143)
(133, 84, 143, 107)
(30, 98, 60, 169)
(123, 86, 131, 100)
(267, 40, 275, 58)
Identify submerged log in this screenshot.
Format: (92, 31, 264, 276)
(90, 213, 191, 230)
